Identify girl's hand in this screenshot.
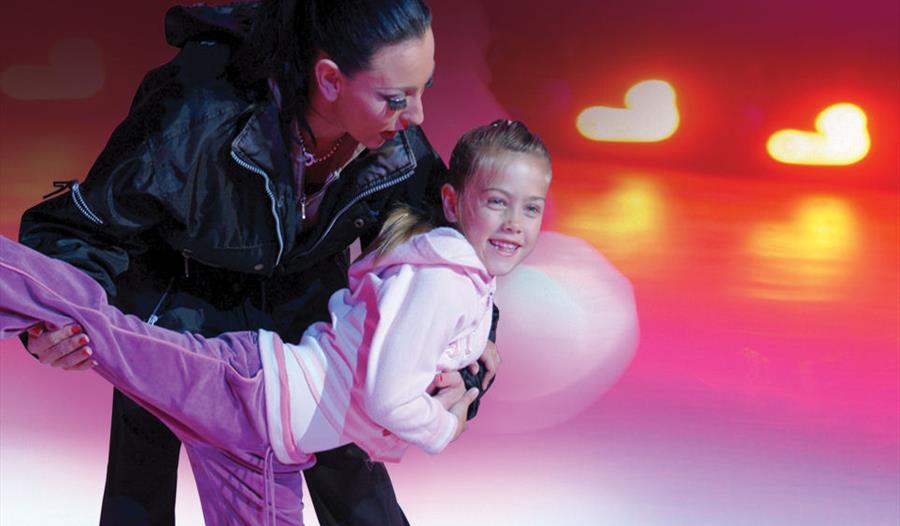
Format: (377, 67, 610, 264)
(468, 341, 501, 389)
(25, 323, 96, 371)
(449, 387, 479, 441)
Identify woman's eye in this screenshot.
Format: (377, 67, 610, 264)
(386, 97, 407, 110)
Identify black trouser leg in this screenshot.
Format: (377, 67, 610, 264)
(304, 444, 410, 526)
(99, 389, 181, 526)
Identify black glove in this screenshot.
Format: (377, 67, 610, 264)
(458, 304, 500, 421)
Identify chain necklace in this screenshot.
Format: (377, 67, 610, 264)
(296, 130, 345, 167)
(292, 127, 347, 221)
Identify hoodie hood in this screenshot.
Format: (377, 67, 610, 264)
(350, 228, 494, 295)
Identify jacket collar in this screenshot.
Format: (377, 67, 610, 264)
(340, 130, 418, 195)
(230, 101, 292, 184)
(231, 100, 419, 193)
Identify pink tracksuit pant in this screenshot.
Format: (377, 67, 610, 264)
(0, 236, 310, 525)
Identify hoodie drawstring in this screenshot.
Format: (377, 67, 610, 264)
(264, 447, 277, 526)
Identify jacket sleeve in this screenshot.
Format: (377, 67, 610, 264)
(18, 102, 184, 300)
(361, 264, 476, 454)
(18, 27, 241, 299)
(19, 159, 168, 300)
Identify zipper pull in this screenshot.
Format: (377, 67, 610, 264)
(182, 250, 191, 278)
(300, 193, 307, 221)
(42, 180, 78, 200)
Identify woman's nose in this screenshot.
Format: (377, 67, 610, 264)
(399, 95, 425, 129)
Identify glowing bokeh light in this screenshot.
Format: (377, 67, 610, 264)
(766, 103, 870, 166)
(745, 196, 859, 301)
(576, 80, 680, 142)
(558, 176, 666, 268)
(485, 232, 639, 433)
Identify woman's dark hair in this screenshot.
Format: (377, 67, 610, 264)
(232, 0, 432, 143)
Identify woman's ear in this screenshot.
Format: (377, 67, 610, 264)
(313, 57, 342, 102)
(441, 183, 460, 224)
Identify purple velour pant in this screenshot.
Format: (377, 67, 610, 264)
(0, 236, 309, 525)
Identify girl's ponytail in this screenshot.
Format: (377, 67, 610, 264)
(363, 206, 433, 262)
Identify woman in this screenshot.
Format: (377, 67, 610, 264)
(19, 1, 497, 524)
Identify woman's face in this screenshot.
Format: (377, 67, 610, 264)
(334, 27, 435, 149)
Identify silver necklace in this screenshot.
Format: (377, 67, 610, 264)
(296, 131, 344, 167)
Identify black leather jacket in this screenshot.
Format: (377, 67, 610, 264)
(19, 4, 447, 341)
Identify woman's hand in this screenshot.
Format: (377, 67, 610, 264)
(468, 340, 501, 389)
(449, 387, 480, 441)
(26, 323, 96, 371)
(428, 371, 465, 410)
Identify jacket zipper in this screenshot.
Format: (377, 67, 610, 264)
(70, 182, 105, 225)
(295, 169, 414, 258)
(230, 150, 285, 267)
(146, 277, 175, 326)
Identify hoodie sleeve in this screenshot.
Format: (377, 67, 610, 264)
(360, 264, 477, 454)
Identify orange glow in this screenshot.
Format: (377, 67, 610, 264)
(745, 196, 859, 302)
(766, 103, 870, 166)
(558, 176, 665, 266)
(576, 80, 679, 142)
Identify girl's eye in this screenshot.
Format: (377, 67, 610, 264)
(487, 197, 506, 208)
(525, 205, 543, 216)
(385, 97, 407, 110)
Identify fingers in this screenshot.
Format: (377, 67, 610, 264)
(41, 334, 91, 367)
(433, 371, 463, 390)
(27, 324, 83, 354)
(67, 358, 100, 371)
(434, 386, 465, 410)
(27, 324, 45, 339)
(479, 342, 501, 389)
(449, 387, 479, 414)
(449, 387, 480, 442)
(28, 324, 94, 370)
(51, 345, 96, 371)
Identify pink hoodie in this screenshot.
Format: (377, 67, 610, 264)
(258, 227, 496, 464)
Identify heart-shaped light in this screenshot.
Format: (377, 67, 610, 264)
(0, 38, 104, 100)
(767, 103, 870, 166)
(576, 80, 679, 142)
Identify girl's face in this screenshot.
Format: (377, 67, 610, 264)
(442, 152, 551, 277)
(332, 27, 435, 149)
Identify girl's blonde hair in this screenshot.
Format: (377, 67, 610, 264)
(366, 119, 550, 261)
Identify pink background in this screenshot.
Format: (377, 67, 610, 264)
(1, 1, 898, 524)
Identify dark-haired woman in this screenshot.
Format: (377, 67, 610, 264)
(18, 1, 495, 525)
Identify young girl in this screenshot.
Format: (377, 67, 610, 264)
(0, 120, 551, 525)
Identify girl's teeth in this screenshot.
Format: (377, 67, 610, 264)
(491, 240, 518, 252)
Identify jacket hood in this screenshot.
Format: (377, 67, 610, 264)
(350, 228, 494, 294)
(165, 2, 257, 48)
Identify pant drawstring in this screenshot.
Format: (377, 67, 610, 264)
(264, 447, 277, 526)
